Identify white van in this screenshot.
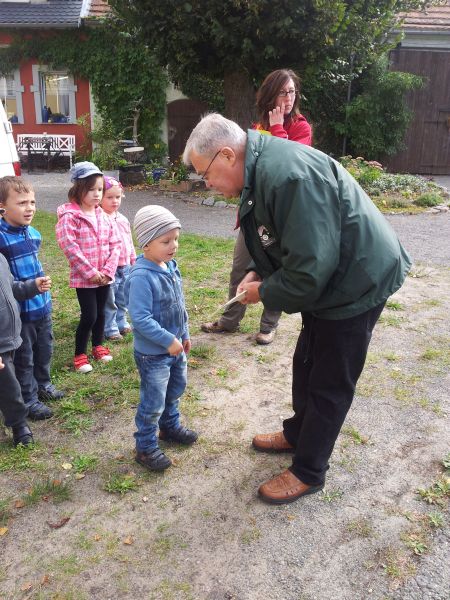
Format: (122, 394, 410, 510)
(0, 101, 21, 177)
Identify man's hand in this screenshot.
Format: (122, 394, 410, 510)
(36, 276, 51, 292)
(182, 339, 192, 354)
(237, 281, 262, 304)
(168, 338, 184, 356)
(237, 271, 262, 304)
(0, 356, 4, 370)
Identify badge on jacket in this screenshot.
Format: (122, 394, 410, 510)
(258, 225, 276, 249)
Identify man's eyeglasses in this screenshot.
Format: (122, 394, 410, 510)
(277, 89, 297, 98)
(201, 149, 222, 181)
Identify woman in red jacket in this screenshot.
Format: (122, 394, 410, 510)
(254, 68, 312, 145)
(201, 69, 312, 344)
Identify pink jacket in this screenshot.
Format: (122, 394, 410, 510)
(106, 211, 137, 267)
(55, 202, 121, 288)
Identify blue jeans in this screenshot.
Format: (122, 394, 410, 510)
(14, 314, 53, 409)
(133, 350, 187, 452)
(104, 265, 131, 337)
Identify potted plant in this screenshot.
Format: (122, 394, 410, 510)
(159, 158, 194, 192)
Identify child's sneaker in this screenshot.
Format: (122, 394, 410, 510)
(135, 448, 172, 471)
(159, 425, 198, 445)
(92, 345, 113, 362)
(74, 353, 93, 373)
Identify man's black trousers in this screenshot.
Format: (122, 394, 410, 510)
(283, 302, 385, 486)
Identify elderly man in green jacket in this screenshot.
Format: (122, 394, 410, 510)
(183, 113, 411, 505)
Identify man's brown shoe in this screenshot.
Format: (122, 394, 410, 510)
(201, 321, 237, 334)
(252, 431, 295, 453)
(258, 469, 324, 505)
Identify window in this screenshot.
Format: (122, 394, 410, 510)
(40, 72, 70, 122)
(0, 72, 24, 124)
(31, 65, 77, 124)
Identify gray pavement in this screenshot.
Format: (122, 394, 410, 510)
(27, 170, 450, 265)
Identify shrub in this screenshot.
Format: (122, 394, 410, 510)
(413, 193, 442, 208)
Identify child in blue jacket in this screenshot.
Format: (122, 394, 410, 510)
(125, 205, 198, 471)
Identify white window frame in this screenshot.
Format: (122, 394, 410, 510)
(30, 64, 77, 125)
(0, 70, 24, 124)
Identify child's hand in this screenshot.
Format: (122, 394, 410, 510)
(99, 274, 112, 285)
(0, 356, 4, 370)
(182, 339, 191, 354)
(36, 276, 51, 292)
(168, 338, 183, 356)
(89, 272, 103, 284)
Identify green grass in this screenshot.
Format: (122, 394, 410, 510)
(104, 472, 138, 495)
(22, 477, 72, 506)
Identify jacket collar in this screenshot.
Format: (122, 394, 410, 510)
(240, 129, 266, 217)
(0, 218, 28, 235)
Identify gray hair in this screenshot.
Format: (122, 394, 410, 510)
(183, 113, 247, 165)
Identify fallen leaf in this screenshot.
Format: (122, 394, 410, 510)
(75, 473, 85, 480)
(93, 534, 101, 541)
(41, 574, 50, 585)
(0, 527, 8, 536)
(46, 516, 70, 529)
(62, 462, 73, 470)
(21, 582, 33, 592)
(123, 536, 134, 545)
(52, 479, 62, 486)
(142, 496, 149, 503)
(171, 458, 179, 466)
(14, 499, 25, 509)
(286, 515, 296, 521)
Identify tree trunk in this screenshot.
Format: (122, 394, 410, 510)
(223, 71, 256, 130)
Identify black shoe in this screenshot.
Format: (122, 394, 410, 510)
(12, 423, 34, 447)
(38, 385, 65, 402)
(27, 400, 54, 421)
(159, 425, 198, 445)
(135, 448, 172, 471)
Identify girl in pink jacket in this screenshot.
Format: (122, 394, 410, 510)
(55, 162, 121, 373)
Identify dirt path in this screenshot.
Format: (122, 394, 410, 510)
(1, 261, 449, 599)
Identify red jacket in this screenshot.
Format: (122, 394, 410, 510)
(254, 113, 312, 146)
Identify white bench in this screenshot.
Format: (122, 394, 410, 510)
(17, 134, 76, 169)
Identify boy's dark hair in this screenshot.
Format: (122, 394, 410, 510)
(255, 69, 301, 131)
(68, 174, 104, 205)
(0, 176, 34, 205)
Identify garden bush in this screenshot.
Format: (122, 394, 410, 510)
(413, 193, 442, 208)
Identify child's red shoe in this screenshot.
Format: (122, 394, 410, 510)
(92, 345, 113, 362)
(74, 354, 93, 373)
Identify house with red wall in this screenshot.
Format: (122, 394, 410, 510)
(0, 0, 110, 153)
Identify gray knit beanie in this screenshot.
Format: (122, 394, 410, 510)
(134, 205, 181, 248)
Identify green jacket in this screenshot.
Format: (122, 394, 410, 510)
(239, 130, 411, 320)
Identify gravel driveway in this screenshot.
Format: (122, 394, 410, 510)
(26, 171, 450, 265)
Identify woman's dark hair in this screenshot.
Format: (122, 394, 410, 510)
(256, 69, 301, 130)
(68, 174, 104, 205)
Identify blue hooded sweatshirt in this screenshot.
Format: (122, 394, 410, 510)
(124, 255, 189, 355)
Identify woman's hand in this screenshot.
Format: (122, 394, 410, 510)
(268, 102, 285, 127)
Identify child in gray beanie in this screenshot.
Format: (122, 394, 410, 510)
(125, 205, 198, 471)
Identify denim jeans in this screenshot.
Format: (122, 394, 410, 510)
(14, 314, 53, 409)
(104, 266, 131, 337)
(133, 350, 187, 452)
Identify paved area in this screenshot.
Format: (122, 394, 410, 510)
(26, 170, 450, 265)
